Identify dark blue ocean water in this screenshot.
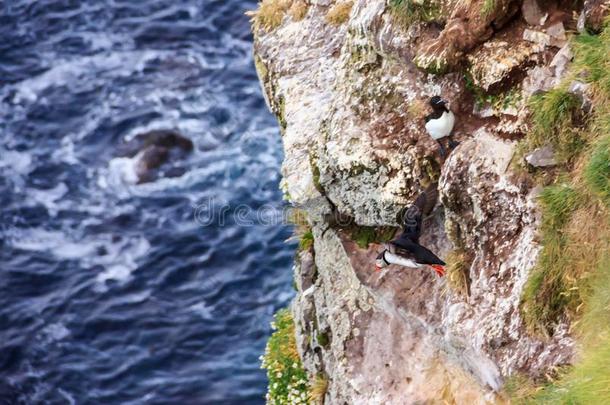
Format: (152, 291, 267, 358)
(0, 1, 295, 403)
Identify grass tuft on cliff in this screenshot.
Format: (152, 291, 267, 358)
(247, 0, 292, 32)
(261, 308, 310, 404)
(526, 88, 584, 162)
(288, 0, 308, 22)
(308, 373, 328, 404)
(389, 0, 442, 26)
(299, 229, 314, 251)
(481, 0, 495, 17)
(520, 184, 585, 334)
(445, 249, 471, 297)
(348, 225, 397, 249)
(584, 132, 610, 204)
(288, 208, 314, 252)
(325, 1, 353, 26)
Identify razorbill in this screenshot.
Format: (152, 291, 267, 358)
(425, 96, 456, 157)
(374, 184, 445, 277)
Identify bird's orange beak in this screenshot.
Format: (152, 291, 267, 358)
(374, 264, 381, 272)
(431, 264, 445, 277)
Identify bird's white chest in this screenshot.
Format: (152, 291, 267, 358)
(385, 251, 421, 268)
(425, 110, 455, 140)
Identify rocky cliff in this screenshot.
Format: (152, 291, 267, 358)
(252, 0, 609, 403)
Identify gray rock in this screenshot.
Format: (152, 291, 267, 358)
(547, 22, 567, 48)
(521, 0, 547, 26)
(522, 66, 556, 96)
(577, 10, 587, 33)
(550, 43, 573, 78)
(467, 39, 543, 91)
(569, 80, 593, 113)
(523, 29, 551, 47)
(525, 145, 557, 167)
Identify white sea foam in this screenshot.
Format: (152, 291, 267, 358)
(28, 182, 69, 217)
(57, 388, 76, 405)
(97, 156, 139, 194)
(7, 229, 97, 259)
(189, 301, 214, 320)
(51, 137, 79, 164)
(0, 149, 33, 175)
(94, 236, 150, 292)
(10, 50, 174, 103)
(6, 226, 150, 292)
(39, 323, 71, 344)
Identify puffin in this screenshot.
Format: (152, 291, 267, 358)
(424, 96, 457, 157)
(375, 184, 445, 277)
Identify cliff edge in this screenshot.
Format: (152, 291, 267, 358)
(251, 0, 610, 403)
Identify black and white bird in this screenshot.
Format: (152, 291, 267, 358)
(425, 96, 456, 157)
(374, 185, 445, 277)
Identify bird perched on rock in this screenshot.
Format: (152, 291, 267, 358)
(425, 96, 457, 157)
(374, 184, 445, 277)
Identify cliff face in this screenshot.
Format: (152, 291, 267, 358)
(252, 0, 601, 403)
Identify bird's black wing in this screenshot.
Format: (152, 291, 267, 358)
(395, 184, 438, 243)
(411, 243, 445, 265)
(391, 238, 445, 266)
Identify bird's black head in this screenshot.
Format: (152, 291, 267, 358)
(375, 250, 388, 272)
(429, 96, 446, 107)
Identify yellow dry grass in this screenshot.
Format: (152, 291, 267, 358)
(445, 249, 471, 297)
(247, 0, 292, 32)
(325, 1, 353, 26)
(288, 0, 308, 21)
(308, 374, 328, 404)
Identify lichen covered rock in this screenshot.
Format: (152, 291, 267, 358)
(251, 0, 582, 402)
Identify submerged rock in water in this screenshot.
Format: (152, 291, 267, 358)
(117, 129, 193, 183)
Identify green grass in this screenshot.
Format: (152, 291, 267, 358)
(527, 88, 584, 162)
(503, 373, 540, 403)
(515, 16, 610, 404)
(261, 308, 310, 404)
(519, 252, 610, 404)
(299, 229, 314, 251)
(521, 184, 584, 335)
(348, 225, 397, 249)
(584, 134, 610, 204)
(572, 32, 610, 94)
(481, 0, 495, 17)
(309, 154, 324, 194)
(316, 332, 329, 348)
(389, 0, 442, 26)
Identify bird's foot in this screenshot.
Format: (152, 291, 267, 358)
(431, 264, 445, 277)
(448, 139, 460, 150)
(437, 142, 447, 158)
